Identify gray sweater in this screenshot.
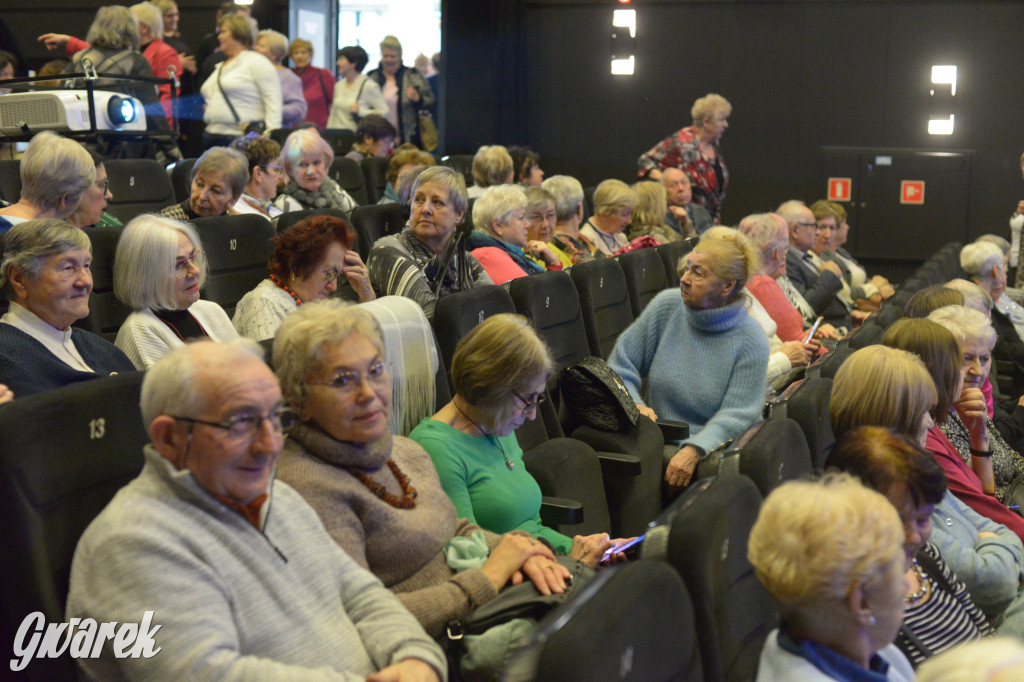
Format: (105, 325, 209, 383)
(67, 446, 446, 681)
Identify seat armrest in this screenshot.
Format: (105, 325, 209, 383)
(594, 450, 642, 477)
(539, 496, 583, 526)
(657, 419, 689, 442)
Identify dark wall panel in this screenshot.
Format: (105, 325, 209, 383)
(447, 0, 1024, 258)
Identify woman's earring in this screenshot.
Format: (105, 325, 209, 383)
(868, 614, 877, 626)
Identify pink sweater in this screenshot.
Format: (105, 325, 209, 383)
(747, 275, 805, 342)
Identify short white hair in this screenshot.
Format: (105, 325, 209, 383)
(472, 185, 526, 238)
(776, 199, 809, 227)
(960, 241, 1004, 279)
(542, 175, 583, 223)
(256, 29, 288, 63)
(140, 339, 264, 427)
(114, 214, 206, 311)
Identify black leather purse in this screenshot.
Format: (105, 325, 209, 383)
(558, 356, 640, 432)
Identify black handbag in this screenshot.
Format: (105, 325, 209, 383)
(447, 556, 593, 639)
(558, 356, 640, 432)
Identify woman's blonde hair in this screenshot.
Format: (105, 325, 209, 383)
(630, 181, 668, 229)
(472, 185, 526, 238)
(452, 314, 554, 432)
(748, 473, 904, 621)
(593, 178, 638, 218)
(471, 145, 514, 188)
(691, 93, 731, 126)
(273, 299, 383, 412)
(680, 226, 760, 299)
(830, 345, 937, 439)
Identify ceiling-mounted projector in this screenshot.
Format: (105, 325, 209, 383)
(0, 90, 147, 137)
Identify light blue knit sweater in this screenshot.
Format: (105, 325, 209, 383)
(608, 289, 769, 454)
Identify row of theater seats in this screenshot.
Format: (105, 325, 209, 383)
(0, 154, 391, 225)
(0, 232, 961, 679)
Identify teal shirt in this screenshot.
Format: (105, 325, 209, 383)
(409, 419, 572, 553)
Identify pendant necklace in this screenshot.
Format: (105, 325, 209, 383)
(454, 400, 515, 470)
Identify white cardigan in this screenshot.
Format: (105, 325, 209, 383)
(232, 279, 297, 342)
(200, 50, 283, 135)
(326, 74, 389, 131)
(116, 300, 238, 369)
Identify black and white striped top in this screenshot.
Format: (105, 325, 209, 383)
(896, 542, 992, 667)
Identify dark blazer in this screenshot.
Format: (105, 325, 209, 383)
(785, 247, 850, 327)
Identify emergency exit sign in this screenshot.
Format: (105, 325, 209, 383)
(900, 180, 925, 205)
(827, 178, 851, 202)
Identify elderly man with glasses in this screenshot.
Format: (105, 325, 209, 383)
(66, 339, 446, 682)
(780, 199, 864, 334)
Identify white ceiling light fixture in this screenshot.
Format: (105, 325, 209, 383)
(931, 65, 957, 96)
(928, 114, 955, 135)
(611, 56, 635, 76)
(613, 9, 636, 38)
(610, 9, 636, 75)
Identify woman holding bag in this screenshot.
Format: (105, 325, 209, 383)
(327, 45, 388, 131)
(200, 14, 281, 147)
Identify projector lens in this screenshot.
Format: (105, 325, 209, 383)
(107, 96, 137, 125)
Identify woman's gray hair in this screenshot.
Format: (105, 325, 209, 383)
(256, 29, 288, 64)
(976, 234, 1010, 255)
(130, 2, 163, 39)
(281, 129, 334, 178)
(945, 278, 994, 315)
(927, 304, 997, 350)
(114, 214, 206, 311)
(86, 5, 141, 51)
(411, 166, 468, 217)
(472, 185, 526, 238)
(960, 241, 1004, 280)
(542, 175, 584, 223)
(192, 146, 249, 201)
(0, 219, 90, 299)
(140, 338, 264, 426)
(273, 299, 383, 413)
(738, 212, 788, 259)
(19, 131, 95, 217)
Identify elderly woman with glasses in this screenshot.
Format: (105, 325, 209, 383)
(274, 300, 570, 639)
(411, 314, 629, 568)
(229, 135, 300, 219)
(0, 219, 134, 398)
(233, 215, 374, 341)
(114, 214, 237, 369)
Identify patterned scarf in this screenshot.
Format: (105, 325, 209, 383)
(466, 232, 545, 275)
(280, 177, 355, 212)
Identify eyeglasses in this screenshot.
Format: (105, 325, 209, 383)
(263, 164, 284, 176)
(173, 249, 204, 279)
(321, 266, 343, 283)
(512, 390, 547, 413)
(173, 406, 297, 440)
(309, 360, 390, 395)
(528, 211, 557, 224)
(97, 178, 110, 193)
(795, 221, 817, 230)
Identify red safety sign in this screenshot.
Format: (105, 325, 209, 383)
(900, 181, 925, 205)
(827, 178, 851, 202)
